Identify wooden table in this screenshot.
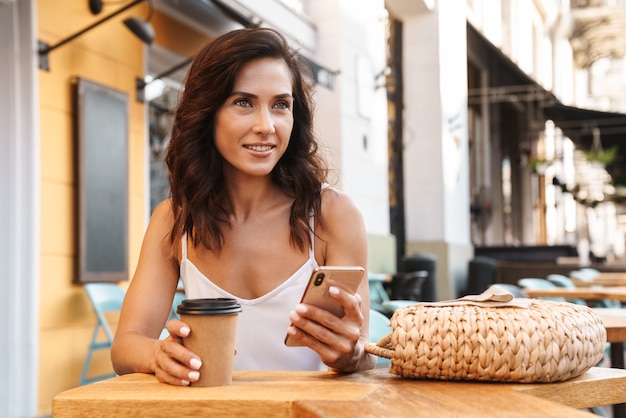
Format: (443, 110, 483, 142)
(524, 286, 626, 303)
(52, 368, 626, 417)
(572, 272, 626, 287)
(595, 308, 626, 418)
(594, 308, 626, 368)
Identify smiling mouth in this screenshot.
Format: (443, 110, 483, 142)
(244, 145, 274, 152)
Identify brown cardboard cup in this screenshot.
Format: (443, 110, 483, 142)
(177, 298, 242, 387)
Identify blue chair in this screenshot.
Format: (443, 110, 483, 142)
(546, 274, 588, 305)
(551, 273, 621, 308)
(160, 291, 188, 340)
(369, 273, 416, 317)
(79, 282, 126, 386)
(517, 278, 568, 303)
(570, 269, 599, 282)
(168, 291, 186, 321)
(369, 309, 391, 368)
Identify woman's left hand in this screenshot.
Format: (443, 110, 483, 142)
(286, 285, 374, 372)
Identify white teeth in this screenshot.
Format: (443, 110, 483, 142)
(245, 145, 273, 152)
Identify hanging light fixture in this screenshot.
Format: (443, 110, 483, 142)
(135, 57, 192, 103)
(38, 0, 155, 71)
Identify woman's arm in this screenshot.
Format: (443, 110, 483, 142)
(111, 200, 202, 385)
(286, 187, 376, 372)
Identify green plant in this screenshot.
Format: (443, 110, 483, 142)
(529, 157, 552, 174)
(583, 145, 618, 167)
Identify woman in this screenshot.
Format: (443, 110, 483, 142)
(111, 27, 375, 386)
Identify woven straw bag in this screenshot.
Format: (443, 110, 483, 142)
(365, 285, 607, 383)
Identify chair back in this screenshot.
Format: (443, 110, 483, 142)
(566, 272, 621, 308)
(391, 270, 427, 301)
(168, 291, 186, 321)
(83, 282, 126, 341)
(517, 278, 567, 302)
(570, 269, 599, 282)
(368, 273, 390, 314)
(545, 274, 588, 305)
(547, 274, 575, 288)
(80, 282, 125, 385)
(369, 309, 391, 367)
(492, 283, 529, 298)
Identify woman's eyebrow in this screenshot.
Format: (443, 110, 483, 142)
(229, 91, 293, 99)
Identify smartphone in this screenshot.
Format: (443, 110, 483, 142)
(284, 265, 365, 347)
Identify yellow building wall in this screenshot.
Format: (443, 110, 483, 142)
(37, 0, 148, 415)
(37, 1, 210, 414)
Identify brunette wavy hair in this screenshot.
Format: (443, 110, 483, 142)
(165, 28, 327, 253)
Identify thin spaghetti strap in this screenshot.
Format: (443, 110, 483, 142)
(308, 215, 315, 258)
(181, 232, 188, 260)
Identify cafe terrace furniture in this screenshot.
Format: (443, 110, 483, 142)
(53, 367, 626, 418)
(79, 282, 126, 386)
(593, 308, 626, 418)
(594, 308, 626, 369)
(496, 261, 626, 286)
(368, 309, 391, 368)
(523, 286, 626, 304)
(571, 272, 626, 288)
(546, 273, 620, 307)
(517, 277, 569, 303)
(368, 273, 415, 316)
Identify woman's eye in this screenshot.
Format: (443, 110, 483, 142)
(234, 99, 251, 107)
(274, 101, 290, 110)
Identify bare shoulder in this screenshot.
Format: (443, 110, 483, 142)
(147, 198, 176, 235)
(145, 199, 177, 256)
(152, 198, 174, 222)
(317, 186, 367, 268)
(321, 186, 360, 211)
(319, 186, 365, 235)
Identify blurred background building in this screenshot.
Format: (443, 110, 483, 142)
(1, 0, 625, 415)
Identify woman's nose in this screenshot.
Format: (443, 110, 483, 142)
(253, 108, 276, 136)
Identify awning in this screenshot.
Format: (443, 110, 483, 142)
(467, 23, 626, 183)
(544, 102, 626, 183)
(544, 103, 626, 152)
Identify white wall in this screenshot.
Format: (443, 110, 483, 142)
(402, 2, 470, 245)
(0, 0, 40, 416)
(307, 0, 391, 235)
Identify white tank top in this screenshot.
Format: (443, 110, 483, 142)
(179, 223, 324, 371)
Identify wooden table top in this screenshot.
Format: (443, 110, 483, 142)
(524, 286, 626, 302)
(52, 367, 626, 417)
(571, 272, 626, 287)
(594, 308, 626, 342)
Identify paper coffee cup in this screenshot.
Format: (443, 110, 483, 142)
(177, 298, 242, 387)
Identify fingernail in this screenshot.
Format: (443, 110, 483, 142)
(180, 326, 190, 337)
(329, 286, 340, 296)
(190, 358, 202, 369)
(181, 379, 190, 386)
(295, 304, 307, 314)
(289, 311, 300, 322)
(286, 327, 296, 336)
(188, 371, 200, 381)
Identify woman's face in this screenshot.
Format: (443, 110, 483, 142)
(214, 57, 294, 180)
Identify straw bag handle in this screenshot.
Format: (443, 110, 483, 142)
(364, 334, 394, 359)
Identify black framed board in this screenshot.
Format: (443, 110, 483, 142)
(72, 77, 129, 283)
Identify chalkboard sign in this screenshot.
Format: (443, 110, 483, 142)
(73, 77, 129, 283)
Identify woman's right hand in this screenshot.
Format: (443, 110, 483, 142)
(152, 319, 203, 386)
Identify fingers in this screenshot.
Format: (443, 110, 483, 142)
(287, 287, 363, 364)
(154, 321, 203, 385)
(166, 319, 190, 341)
